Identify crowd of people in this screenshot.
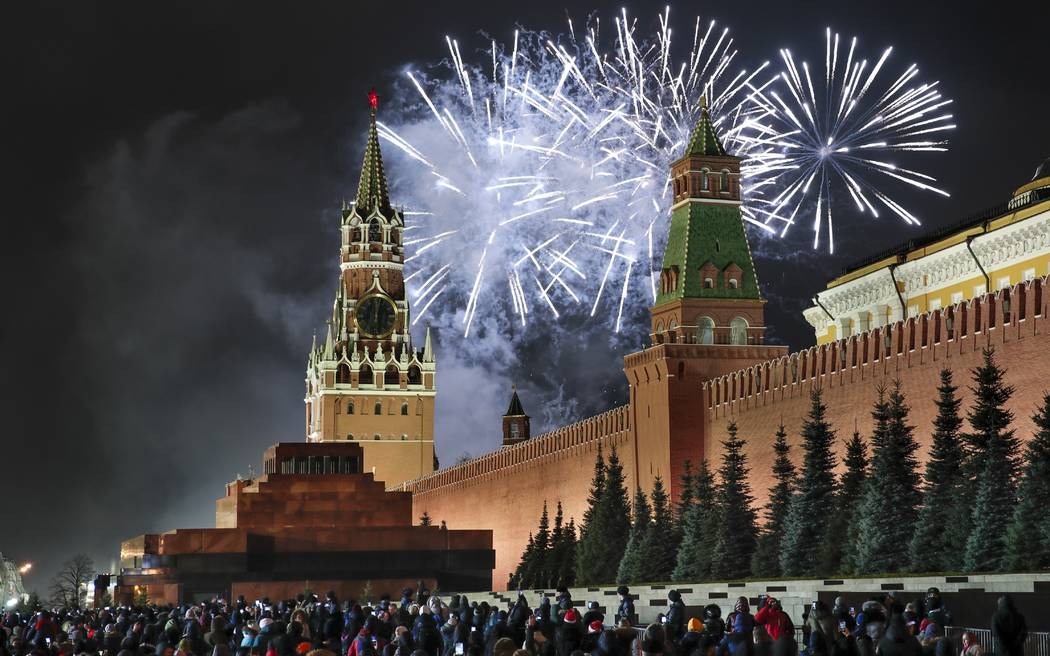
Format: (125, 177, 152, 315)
(0, 585, 1031, 656)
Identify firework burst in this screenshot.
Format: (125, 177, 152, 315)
(379, 7, 779, 336)
(743, 28, 955, 252)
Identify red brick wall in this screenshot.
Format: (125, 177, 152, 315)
(704, 279, 1048, 514)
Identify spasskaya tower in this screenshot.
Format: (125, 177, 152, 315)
(304, 90, 437, 488)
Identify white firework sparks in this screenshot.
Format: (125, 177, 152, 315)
(379, 7, 779, 336)
(744, 28, 955, 253)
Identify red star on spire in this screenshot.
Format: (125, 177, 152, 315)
(368, 88, 378, 111)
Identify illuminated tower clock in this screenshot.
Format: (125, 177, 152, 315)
(304, 90, 437, 489)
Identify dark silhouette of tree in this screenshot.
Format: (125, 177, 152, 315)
(48, 554, 94, 608)
(673, 459, 717, 581)
(638, 475, 677, 582)
(1004, 393, 1050, 570)
(836, 429, 869, 575)
(752, 425, 795, 578)
(711, 422, 757, 579)
(617, 487, 651, 584)
(909, 369, 967, 572)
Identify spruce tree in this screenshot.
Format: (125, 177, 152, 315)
(1004, 394, 1050, 570)
(576, 444, 631, 584)
(711, 422, 758, 579)
(854, 380, 921, 574)
(547, 502, 565, 588)
(617, 487, 652, 584)
(961, 348, 1019, 571)
(420, 511, 432, 526)
(574, 444, 607, 583)
(779, 389, 838, 577)
(837, 430, 869, 575)
(909, 369, 967, 572)
(751, 425, 795, 578)
(639, 475, 677, 582)
(964, 348, 1020, 572)
(673, 459, 717, 581)
(509, 533, 535, 589)
(672, 461, 695, 557)
(557, 518, 578, 586)
(520, 503, 551, 587)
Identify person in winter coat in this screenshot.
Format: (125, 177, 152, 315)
(508, 596, 531, 648)
(534, 602, 554, 643)
(922, 591, 951, 632)
(722, 598, 755, 656)
(679, 619, 705, 656)
(579, 622, 603, 655)
(554, 611, 581, 656)
(205, 618, 229, 651)
(525, 617, 556, 656)
(875, 615, 921, 656)
(752, 627, 773, 656)
(990, 596, 1027, 656)
(754, 599, 793, 642)
(917, 624, 951, 656)
(804, 601, 837, 656)
(554, 591, 572, 626)
(615, 589, 635, 627)
(664, 592, 686, 647)
(702, 606, 725, 646)
(348, 618, 386, 656)
(582, 604, 604, 630)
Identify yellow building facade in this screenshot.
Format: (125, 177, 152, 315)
(805, 159, 1050, 344)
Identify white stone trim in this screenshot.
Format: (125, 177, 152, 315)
(670, 197, 743, 211)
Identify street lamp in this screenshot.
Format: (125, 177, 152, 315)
(18, 563, 31, 574)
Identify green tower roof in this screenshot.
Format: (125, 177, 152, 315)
(355, 89, 392, 215)
(683, 97, 727, 158)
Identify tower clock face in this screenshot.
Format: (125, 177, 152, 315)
(355, 294, 397, 338)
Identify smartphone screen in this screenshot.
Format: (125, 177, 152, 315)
(839, 621, 847, 631)
(455, 644, 464, 655)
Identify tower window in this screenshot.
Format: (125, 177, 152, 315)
(715, 239, 720, 253)
(704, 277, 714, 289)
(368, 218, 382, 242)
(700, 168, 709, 191)
(408, 365, 422, 385)
(721, 169, 730, 192)
(347, 433, 354, 441)
(401, 434, 407, 441)
(337, 364, 351, 384)
(401, 402, 409, 416)
(730, 317, 748, 345)
(351, 227, 362, 242)
(510, 423, 520, 439)
(374, 433, 381, 440)
(728, 278, 738, 289)
(385, 365, 400, 386)
(347, 400, 355, 414)
(359, 363, 373, 385)
(374, 401, 383, 415)
(697, 317, 715, 345)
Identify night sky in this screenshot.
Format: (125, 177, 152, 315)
(5, 1, 1048, 592)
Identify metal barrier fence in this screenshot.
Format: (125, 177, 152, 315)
(944, 626, 1050, 656)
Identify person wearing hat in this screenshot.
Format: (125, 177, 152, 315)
(679, 618, 704, 656)
(579, 620, 604, 654)
(664, 591, 686, 648)
(640, 623, 666, 656)
(507, 594, 530, 648)
(615, 588, 634, 627)
(754, 597, 793, 642)
(721, 598, 754, 656)
(554, 610, 581, 656)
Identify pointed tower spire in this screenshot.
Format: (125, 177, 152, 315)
(684, 96, 727, 157)
(354, 88, 392, 215)
(422, 324, 434, 363)
(502, 384, 530, 447)
(323, 321, 334, 360)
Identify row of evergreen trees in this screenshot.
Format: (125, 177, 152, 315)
(509, 347, 1050, 587)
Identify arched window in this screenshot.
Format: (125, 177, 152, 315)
(728, 278, 738, 289)
(368, 218, 382, 242)
(700, 168, 709, 191)
(351, 226, 362, 242)
(401, 434, 408, 441)
(401, 402, 409, 416)
(374, 401, 383, 415)
(704, 277, 714, 289)
(385, 364, 400, 386)
(655, 319, 664, 334)
(721, 169, 730, 192)
(347, 400, 355, 415)
(336, 363, 351, 384)
(697, 317, 715, 344)
(730, 317, 748, 345)
(373, 433, 381, 441)
(408, 365, 422, 385)
(347, 433, 354, 441)
(359, 363, 373, 385)
(391, 228, 400, 245)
